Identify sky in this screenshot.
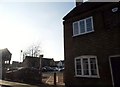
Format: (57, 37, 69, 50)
(0, 1, 75, 62)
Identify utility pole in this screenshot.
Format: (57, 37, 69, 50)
(32, 49, 33, 57)
(20, 50, 23, 62)
(39, 55, 43, 70)
(39, 55, 43, 82)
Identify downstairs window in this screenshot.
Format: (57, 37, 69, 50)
(75, 55, 99, 78)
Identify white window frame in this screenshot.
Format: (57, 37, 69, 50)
(73, 16, 94, 36)
(73, 21, 80, 36)
(75, 55, 100, 78)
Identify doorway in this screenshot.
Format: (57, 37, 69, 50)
(110, 55, 120, 87)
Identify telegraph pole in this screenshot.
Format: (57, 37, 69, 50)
(39, 54, 43, 83)
(20, 50, 23, 62)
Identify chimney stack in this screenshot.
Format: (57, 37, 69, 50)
(76, 0, 83, 6)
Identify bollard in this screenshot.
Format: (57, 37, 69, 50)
(54, 72, 56, 85)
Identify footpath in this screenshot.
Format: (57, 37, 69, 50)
(0, 80, 38, 87)
(0, 80, 65, 87)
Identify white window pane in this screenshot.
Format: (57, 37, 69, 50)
(77, 65, 81, 69)
(76, 59, 81, 62)
(83, 59, 88, 69)
(91, 69, 97, 75)
(73, 22, 79, 35)
(86, 18, 93, 32)
(83, 69, 89, 75)
(76, 59, 82, 75)
(90, 58, 95, 63)
(83, 59, 89, 75)
(79, 20, 85, 33)
(76, 59, 81, 69)
(91, 63, 97, 69)
(77, 69, 82, 75)
(90, 58, 97, 75)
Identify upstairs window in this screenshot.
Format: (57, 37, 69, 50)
(75, 56, 99, 78)
(73, 22, 79, 35)
(73, 16, 94, 36)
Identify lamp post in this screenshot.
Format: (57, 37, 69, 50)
(39, 55, 43, 71)
(39, 54, 43, 83)
(20, 50, 23, 62)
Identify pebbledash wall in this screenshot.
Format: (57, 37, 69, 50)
(63, 2, 120, 87)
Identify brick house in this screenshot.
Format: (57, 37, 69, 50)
(0, 48, 12, 79)
(22, 56, 55, 69)
(56, 60, 64, 68)
(63, 2, 120, 87)
(11, 61, 22, 69)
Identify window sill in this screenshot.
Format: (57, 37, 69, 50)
(72, 30, 94, 37)
(74, 75, 100, 78)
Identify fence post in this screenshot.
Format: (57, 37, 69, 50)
(54, 72, 56, 85)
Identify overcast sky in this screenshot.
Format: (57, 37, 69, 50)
(0, 2, 75, 62)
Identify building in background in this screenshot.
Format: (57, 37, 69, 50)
(11, 61, 22, 70)
(0, 48, 12, 79)
(41, 58, 55, 67)
(56, 60, 64, 68)
(22, 56, 55, 69)
(63, 2, 120, 87)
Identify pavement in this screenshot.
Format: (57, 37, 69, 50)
(0, 79, 65, 87)
(0, 80, 38, 87)
(0, 72, 65, 87)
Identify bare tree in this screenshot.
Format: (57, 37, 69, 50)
(22, 43, 41, 59)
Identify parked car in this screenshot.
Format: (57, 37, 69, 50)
(59, 67, 64, 72)
(42, 66, 55, 72)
